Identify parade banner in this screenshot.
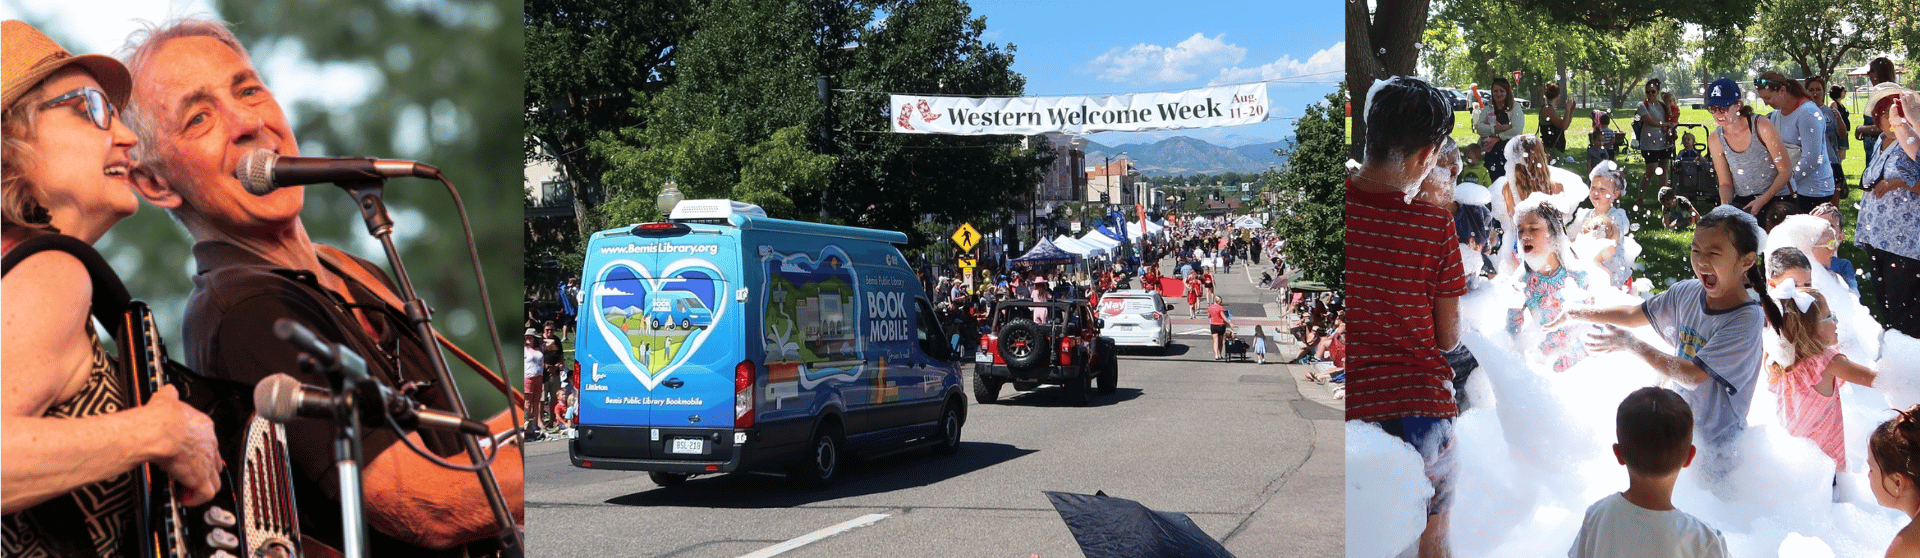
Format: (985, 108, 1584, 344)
(890, 83, 1268, 135)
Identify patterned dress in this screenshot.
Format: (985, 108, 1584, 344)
(1770, 348, 1847, 471)
(1, 330, 136, 558)
(1507, 264, 1592, 373)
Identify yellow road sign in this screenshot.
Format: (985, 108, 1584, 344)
(957, 257, 977, 269)
(951, 223, 981, 252)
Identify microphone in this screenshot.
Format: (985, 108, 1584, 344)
(274, 319, 368, 382)
(255, 373, 491, 437)
(237, 148, 440, 195)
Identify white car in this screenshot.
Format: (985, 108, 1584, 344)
(1096, 289, 1173, 353)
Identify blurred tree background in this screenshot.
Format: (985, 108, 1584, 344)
(525, 0, 1044, 288)
(8, 0, 522, 416)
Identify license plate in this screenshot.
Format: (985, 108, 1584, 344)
(974, 351, 992, 363)
(669, 438, 704, 454)
(1112, 325, 1134, 330)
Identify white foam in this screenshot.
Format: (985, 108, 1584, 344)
(1347, 420, 1433, 558)
(1374, 277, 1913, 557)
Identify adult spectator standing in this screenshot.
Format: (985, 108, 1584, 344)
(1855, 85, 1920, 338)
(523, 329, 546, 437)
(1474, 78, 1525, 183)
(1540, 82, 1574, 154)
(556, 277, 576, 341)
(1828, 84, 1852, 205)
(1858, 58, 1899, 168)
(1347, 76, 1468, 558)
(1805, 76, 1848, 205)
(1636, 79, 1677, 208)
(1208, 295, 1232, 361)
(1754, 71, 1835, 214)
(540, 320, 563, 433)
(1704, 78, 1792, 214)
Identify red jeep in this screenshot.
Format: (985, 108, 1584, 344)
(973, 299, 1118, 406)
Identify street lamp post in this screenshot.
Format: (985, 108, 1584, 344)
(657, 177, 684, 220)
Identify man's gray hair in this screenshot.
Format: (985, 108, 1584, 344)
(116, 17, 250, 176)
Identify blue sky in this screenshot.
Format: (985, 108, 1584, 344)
(966, 0, 1342, 147)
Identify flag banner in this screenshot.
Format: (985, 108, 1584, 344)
(889, 83, 1268, 135)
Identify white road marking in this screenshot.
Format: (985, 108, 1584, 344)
(736, 513, 891, 558)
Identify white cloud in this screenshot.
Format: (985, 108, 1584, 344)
(1213, 41, 1344, 87)
(1086, 33, 1245, 84)
(597, 285, 635, 296)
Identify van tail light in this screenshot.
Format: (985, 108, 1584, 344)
(735, 360, 755, 428)
(1146, 312, 1162, 321)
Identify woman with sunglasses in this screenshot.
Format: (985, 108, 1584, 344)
(2, 20, 220, 557)
(1753, 71, 1836, 215)
(1856, 84, 1920, 339)
(1703, 78, 1792, 216)
(1634, 78, 1676, 208)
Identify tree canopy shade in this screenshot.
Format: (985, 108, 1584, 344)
(1753, 0, 1895, 81)
(1262, 88, 1345, 289)
(1519, 0, 1761, 33)
(585, 0, 1042, 250)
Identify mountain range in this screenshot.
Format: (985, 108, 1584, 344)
(1085, 135, 1292, 177)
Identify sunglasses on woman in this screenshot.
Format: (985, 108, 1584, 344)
(1752, 78, 1783, 91)
(39, 87, 116, 131)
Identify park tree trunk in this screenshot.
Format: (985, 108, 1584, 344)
(1347, 0, 1430, 161)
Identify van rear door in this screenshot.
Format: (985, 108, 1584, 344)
(577, 231, 741, 459)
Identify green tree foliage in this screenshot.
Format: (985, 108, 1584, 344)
(1752, 0, 1894, 81)
(1263, 88, 1346, 289)
(1519, 0, 1758, 33)
(589, 0, 1041, 249)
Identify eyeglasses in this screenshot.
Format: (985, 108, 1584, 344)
(1822, 237, 1841, 251)
(1752, 78, 1783, 91)
(1708, 105, 1736, 115)
(39, 87, 116, 131)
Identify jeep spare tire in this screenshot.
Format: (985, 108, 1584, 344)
(998, 320, 1050, 370)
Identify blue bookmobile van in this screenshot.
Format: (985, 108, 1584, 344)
(569, 200, 967, 487)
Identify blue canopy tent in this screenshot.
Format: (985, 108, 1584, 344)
(1010, 237, 1081, 267)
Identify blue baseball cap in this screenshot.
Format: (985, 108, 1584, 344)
(1705, 78, 1741, 107)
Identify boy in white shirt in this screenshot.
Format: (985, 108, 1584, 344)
(1570, 387, 1729, 558)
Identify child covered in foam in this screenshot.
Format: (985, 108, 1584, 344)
(1490, 134, 1590, 277)
(1574, 161, 1637, 293)
(1561, 206, 1781, 483)
(1505, 195, 1597, 373)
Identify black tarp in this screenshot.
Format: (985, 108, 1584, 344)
(1045, 491, 1237, 558)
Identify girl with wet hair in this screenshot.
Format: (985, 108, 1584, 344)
(1561, 206, 1780, 478)
(1504, 197, 1593, 373)
(1869, 406, 1920, 557)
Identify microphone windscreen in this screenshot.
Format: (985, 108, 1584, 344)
(255, 373, 304, 424)
(237, 149, 279, 196)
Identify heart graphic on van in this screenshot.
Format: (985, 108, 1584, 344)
(589, 259, 729, 391)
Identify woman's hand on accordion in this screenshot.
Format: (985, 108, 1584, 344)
(142, 384, 223, 506)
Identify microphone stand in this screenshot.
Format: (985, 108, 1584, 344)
(337, 179, 523, 555)
(301, 354, 370, 558)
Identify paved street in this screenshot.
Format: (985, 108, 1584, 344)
(523, 264, 1342, 558)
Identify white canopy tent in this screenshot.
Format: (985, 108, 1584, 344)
(1052, 235, 1106, 258)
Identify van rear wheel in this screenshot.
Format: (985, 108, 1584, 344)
(792, 423, 843, 488)
(649, 472, 690, 487)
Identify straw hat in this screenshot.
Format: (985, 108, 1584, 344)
(1867, 83, 1909, 116)
(3, 20, 133, 110)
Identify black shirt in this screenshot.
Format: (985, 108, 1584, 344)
(180, 241, 472, 556)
